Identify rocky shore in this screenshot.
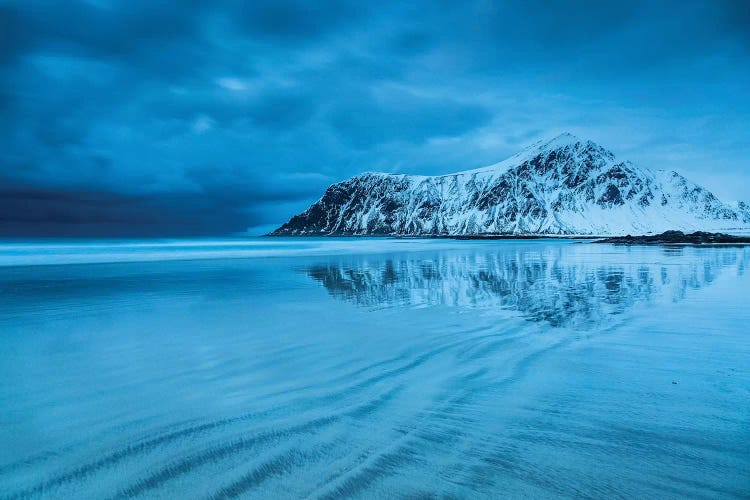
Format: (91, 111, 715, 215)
(596, 230, 750, 245)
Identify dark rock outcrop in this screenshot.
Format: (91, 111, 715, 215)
(596, 230, 750, 245)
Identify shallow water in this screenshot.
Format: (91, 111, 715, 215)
(0, 238, 748, 499)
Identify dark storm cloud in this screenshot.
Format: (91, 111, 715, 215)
(0, 3, 32, 65)
(1, 0, 749, 235)
(328, 89, 493, 148)
(0, 1, 213, 74)
(0, 169, 327, 237)
(247, 89, 317, 130)
(234, 0, 367, 42)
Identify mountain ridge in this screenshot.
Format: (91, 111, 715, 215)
(271, 133, 750, 236)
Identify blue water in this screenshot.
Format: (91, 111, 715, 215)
(1, 238, 748, 498)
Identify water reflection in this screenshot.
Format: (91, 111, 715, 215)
(2, 241, 748, 498)
(307, 246, 747, 327)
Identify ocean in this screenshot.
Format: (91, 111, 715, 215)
(1, 238, 748, 498)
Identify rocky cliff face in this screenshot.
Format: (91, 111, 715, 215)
(271, 133, 750, 236)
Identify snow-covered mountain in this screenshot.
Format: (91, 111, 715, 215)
(271, 133, 750, 236)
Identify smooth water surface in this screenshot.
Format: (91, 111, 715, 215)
(1, 238, 749, 498)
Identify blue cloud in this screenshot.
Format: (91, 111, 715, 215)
(0, 0, 749, 235)
(328, 89, 493, 148)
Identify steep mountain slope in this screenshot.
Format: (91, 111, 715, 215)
(271, 133, 750, 236)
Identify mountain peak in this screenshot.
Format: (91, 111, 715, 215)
(527, 132, 617, 163)
(533, 132, 606, 153)
(542, 132, 581, 147)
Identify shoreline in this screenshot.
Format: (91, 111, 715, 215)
(594, 231, 750, 245)
(267, 230, 750, 245)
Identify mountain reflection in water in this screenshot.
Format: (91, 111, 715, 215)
(307, 245, 747, 327)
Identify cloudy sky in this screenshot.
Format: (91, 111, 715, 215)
(1, 0, 749, 236)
